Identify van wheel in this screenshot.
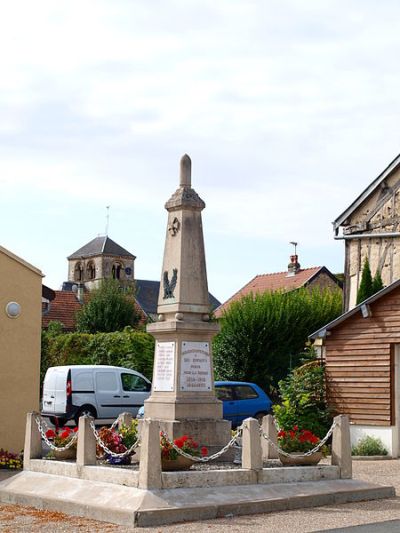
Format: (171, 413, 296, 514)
(74, 406, 97, 425)
(49, 416, 66, 428)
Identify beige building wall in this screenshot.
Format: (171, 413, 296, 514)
(0, 246, 43, 452)
(344, 166, 400, 310)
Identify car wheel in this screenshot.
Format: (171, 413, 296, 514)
(254, 412, 267, 424)
(74, 406, 97, 425)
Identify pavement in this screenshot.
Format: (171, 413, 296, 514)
(1, 459, 400, 532)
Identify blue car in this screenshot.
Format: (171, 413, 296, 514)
(137, 381, 272, 427)
(214, 381, 272, 427)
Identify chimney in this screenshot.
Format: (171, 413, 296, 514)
(287, 254, 300, 276)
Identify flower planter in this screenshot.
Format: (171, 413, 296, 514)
(161, 456, 194, 471)
(279, 451, 323, 466)
(52, 447, 77, 461)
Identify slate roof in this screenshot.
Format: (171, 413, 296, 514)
(215, 266, 340, 317)
(42, 291, 83, 331)
(68, 236, 136, 260)
(135, 279, 221, 319)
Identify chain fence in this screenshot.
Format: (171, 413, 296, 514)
(34, 415, 78, 452)
(159, 426, 243, 463)
(260, 420, 337, 458)
(89, 419, 141, 458)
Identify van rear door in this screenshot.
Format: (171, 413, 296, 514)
(42, 367, 67, 415)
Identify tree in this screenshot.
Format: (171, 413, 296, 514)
(356, 257, 373, 304)
(372, 269, 384, 294)
(213, 287, 342, 395)
(75, 279, 141, 333)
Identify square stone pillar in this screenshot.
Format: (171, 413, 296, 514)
(23, 412, 42, 469)
(138, 419, 162, 489)
(242, 418, 263, 471)
(261, 415, 279, 460)
(76, 416, 96, 466)
(331, 414, 352, 479)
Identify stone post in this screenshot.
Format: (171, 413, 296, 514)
(138, 419, 162, 489)
(23, 412, 42, 469)
(261, 415, 279, 460)
(118, 412, 133, 430)
(331, 414, 352, 479)
(76, 416, 97, 466)
(242, 418, 263, 471)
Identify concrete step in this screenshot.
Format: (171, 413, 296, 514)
(0, 471, 395, 528)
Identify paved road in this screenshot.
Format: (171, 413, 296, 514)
(1, 459, 400, 532)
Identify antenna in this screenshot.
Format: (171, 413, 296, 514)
(105, 206, 110, 235)
(289, 241, 298, 255)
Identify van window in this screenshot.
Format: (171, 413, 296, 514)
(96, 372, 118, 392)
(121, 373, 149, 392)
(74, 372, 93, 391)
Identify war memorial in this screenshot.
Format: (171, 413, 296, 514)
(0, 156, 394, 527)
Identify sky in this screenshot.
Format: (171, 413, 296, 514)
(2, 0, 400, 304)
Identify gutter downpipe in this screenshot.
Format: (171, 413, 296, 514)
(334, 231, 400, 240)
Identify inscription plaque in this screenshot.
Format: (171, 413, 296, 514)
(180, 341, 212, 391)
(153, 341, 175, 391)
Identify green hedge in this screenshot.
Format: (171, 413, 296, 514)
(41, 326, 155, 383)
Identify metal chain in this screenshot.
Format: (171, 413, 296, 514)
(110, 414, 122, 430)
(260, 420, 337, 458)
(89, 420, 140, 458)
(160, 426, 243, 463)
(34, 415, 78, 452)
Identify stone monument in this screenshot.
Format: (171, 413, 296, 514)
(145, 154, 231, 450)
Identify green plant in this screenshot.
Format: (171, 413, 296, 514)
(213, 287, 342, 394)
(372, 269, 384, 294)
(273, 360, 332, 438)
(118, 420, 138, 449)
(357, 257, 373, 304)
(76, 279, 141, 333)
(351, 435, 388, 456)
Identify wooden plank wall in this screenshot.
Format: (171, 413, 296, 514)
(325, 287, 400, 426)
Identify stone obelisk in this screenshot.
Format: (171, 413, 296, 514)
(145, 155, 231, 449)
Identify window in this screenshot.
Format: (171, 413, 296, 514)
(215, 385, 234, 401)
(112, 263, 122, 280)
(74, 263, 83, 281)
(87, 262, 96, 280)
(121, 373, 149, 392)
(234, 385, 259, 400)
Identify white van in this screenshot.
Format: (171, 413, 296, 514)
(41, 365, 152, 425)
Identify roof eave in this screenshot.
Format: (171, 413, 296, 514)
(333, 153, 400, 230)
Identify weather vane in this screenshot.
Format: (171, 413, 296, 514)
(105, 206, 110, 235)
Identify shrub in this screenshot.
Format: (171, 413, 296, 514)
(41, 327, 155, 382)
(273, 360, 332, 438)
(0, 449, 23, 469)
(351, 435, 388, 456)
(213, 287, 342, 394)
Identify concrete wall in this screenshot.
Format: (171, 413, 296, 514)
(0, 246, 43, 452)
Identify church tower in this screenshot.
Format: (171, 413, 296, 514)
(66, 236, 136, 292)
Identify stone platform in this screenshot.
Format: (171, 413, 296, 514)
(0, 467, 395, 528)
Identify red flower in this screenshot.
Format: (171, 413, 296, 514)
(277, 430, 286, 438)
(45, 429, 55, 439)
(293, 425, 299, 431)
(201, 446, 208, 457)
(60, 430, 70, 440)
(174, 438, 184, 448)
(73, 427, 78, 433)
